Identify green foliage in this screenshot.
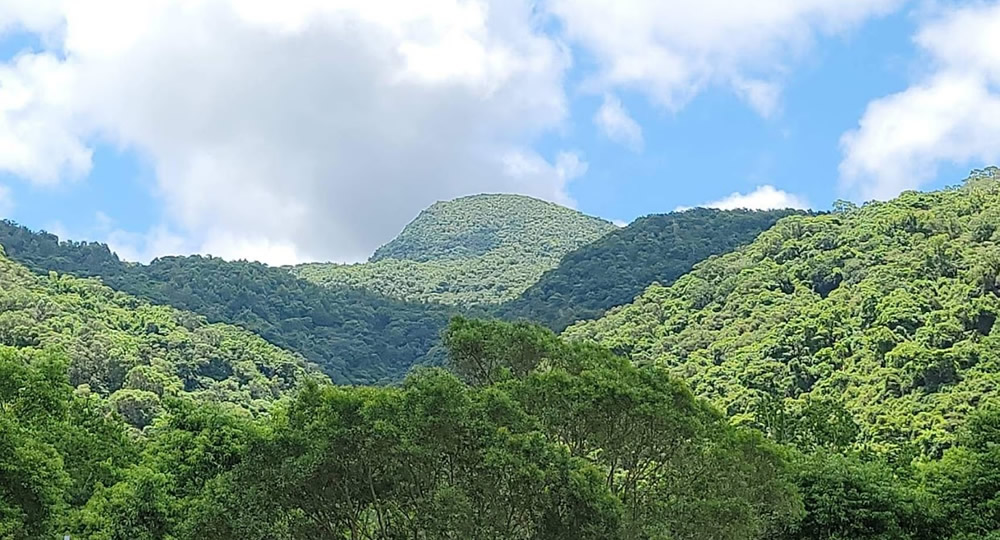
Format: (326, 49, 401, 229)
(72, 466, 175, 540)
(501, 208, 802, 331)
(108, 255, 457, 384)
(0, 226, 122, 278)
(779, 451, 940, 540)
(566, 176, 1000, 455)
(0, 221, 457, 384)
(292, 194, 616, 305)
(8, 313, 1000, 539)
(370, 193, 615, 263)
(192, 371, 624, 539)
(0, 347, 137, 538)
(918, 406, 1000, 538)
(443, 316, 562, 385)
(0, 248, 319, 428)
(448, 317, 805, 539)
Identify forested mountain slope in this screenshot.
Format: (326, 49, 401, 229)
(0, 223, 457, 385)
(2, 316, 807, 539)
(8, 310, 1000, 539)
(500, 208, 802, 331)
(291, 194, 617, 305)
(0, 246, 318, 429)
(9, 199, 1000, 539)
(566, 168, 1000, 456)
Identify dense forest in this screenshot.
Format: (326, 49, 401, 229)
(499, 208, 802, 331)
(1, 200, 791, 386)
(0, 223, 457, 384)
(6, 316, 1000, 539)
(567, 167, 1000, 458)
(292, 194, 616, 305)
(8, 172, 1000, 538)
(0, 246, 319, 430)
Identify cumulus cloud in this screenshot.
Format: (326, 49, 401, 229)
(547, 0, 901, 113)
(594, 94, 643, 151)
(104, 226, 193, 264)
(87, 211, 185, 263)
(677, 185, 809, 211)
(0, 0, 576, 264)
(840, 3, 1000, 200)
(0, 53, 92, 184)
(0, 0, 910, 263)
(0, 0, 66, 36)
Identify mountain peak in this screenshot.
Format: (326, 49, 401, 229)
(370, 193, 613, 263)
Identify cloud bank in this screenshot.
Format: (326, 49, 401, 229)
(841, 3, 1000, 200)
(0, 0, 575, 263)
(0, 0, 905, 263)
(678, 185, 810, 212)
(549, 0, 902, 112)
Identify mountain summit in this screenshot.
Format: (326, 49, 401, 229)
(294, 194, 616, 305)
(371, 193, 615, 263)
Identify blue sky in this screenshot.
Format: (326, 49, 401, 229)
(553, 13, 913, 221)
(0, 1, 997, 264)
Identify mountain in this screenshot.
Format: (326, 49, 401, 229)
(291, 194, 617, 305)
(565, 168, 1000, 457)
(10, 179, 1000, 539)
(0, 222, 457, 385)
(499, 208, 803, 331)
(12, 314, 997, 540)
(0, 244, 319, 429)
(0, 200, 795, 387)
(370, 193, 615, 262)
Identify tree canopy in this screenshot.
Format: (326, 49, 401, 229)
(567, 174, 1000, 456)
(0, 316, 811, 540)
(0, 222, 457, 385)
(0, 246, 318, 429)
(499, 208, 802, 331)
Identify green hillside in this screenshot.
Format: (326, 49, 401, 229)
(0, 245, 318, 429)
(566, 168, 1000, 456)
(500, 208, 802, 331)
(370, 193, 615, 262)
(0, 222, 457, 385)
(2, 316, 809, 539)
(9, 179, 1000, 538)
(10, 315, 998, 539)
(292, 194, 616, 305)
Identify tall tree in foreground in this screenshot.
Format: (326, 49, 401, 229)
(445, 317, 805, 539)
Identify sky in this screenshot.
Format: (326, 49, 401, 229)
(0, 0, 999, 265)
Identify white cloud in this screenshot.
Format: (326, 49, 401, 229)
(0, 0, 911, 264)
(840, 3, 1000, 200)
(105, 225, 188, 263)
(594, 93, 643, 151)
(677, 185, 809, 211)
(0, 0, 66, 36)
(547, 0, 902, 113)
(0, 0, 576, 264)
(0, 53, 92, 184)
(732, 77, 782, 118)
(554, 151, 588, 183)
